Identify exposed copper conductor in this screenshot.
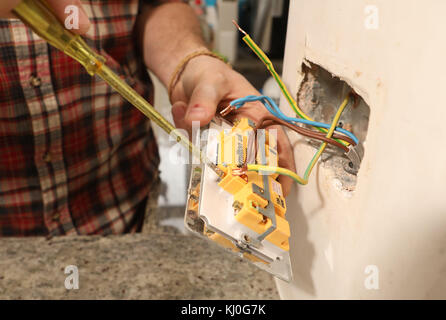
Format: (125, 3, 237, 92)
(220, 104, 235, 117)
(232, 20, 247, 36)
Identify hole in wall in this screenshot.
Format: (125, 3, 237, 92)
(297, 60, 370, 191)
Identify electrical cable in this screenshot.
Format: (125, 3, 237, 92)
(230, 94, 359, 145)
(247, 94, 351, 185)
(232, 20, 308, 120)
(232, 20, 349, 146)
(256, 116, 352, 152)
(259, 118, 356, 146)
(303, 95, 350, 180)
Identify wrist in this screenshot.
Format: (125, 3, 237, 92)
(168, 49, 230, 102)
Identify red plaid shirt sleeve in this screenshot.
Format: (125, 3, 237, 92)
(0, 0, 160, 236)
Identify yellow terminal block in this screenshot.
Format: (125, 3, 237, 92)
(214, 118, 290, 252)
(256, 129, 279, 167)
(185, 119, 293, 281)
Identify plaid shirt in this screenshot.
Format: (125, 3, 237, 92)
(0, 0, 162, 236)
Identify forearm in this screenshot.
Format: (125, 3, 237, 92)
(138, 2, 208, 87)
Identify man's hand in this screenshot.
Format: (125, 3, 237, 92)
(1, 0, 90, 35)
(139, 2, 296, 195)
(170, 55, 296, 196)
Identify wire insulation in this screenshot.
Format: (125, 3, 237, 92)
(230, 95, 359, 145)
(232, 20, 345, 143)
(247, 95, 351, 185)
(257, 116, 352, 152)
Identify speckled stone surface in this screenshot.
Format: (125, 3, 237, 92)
(0, 232, 279, 299)
(0, 175, 279, 299)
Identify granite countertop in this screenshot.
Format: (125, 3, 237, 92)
(0, 230, 280, 299)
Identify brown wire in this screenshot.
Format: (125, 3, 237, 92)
(256, 115, 353, 152)
(332, 132, 355, 146)
(257, 115, 356, 145)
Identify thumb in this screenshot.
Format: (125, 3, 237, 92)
(171, 101, 188, 129)
(183, 83, 222, 128)
(47, 0, 91, 35)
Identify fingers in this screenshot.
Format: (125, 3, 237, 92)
(171, 57, 232, 130)
(224, 101, 267, 125)
(277, 162, 294, 197)
(46, 0, 91, 34)
(268, 125, 296, 197)
(171, 101, 188, 130)
(170, 59, 296, 196)
(226, 102, 296, 196)
(185, 84, 217, 126)
(181, 79, 227, 130)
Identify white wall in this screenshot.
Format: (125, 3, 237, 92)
(277, 0, 446, 299)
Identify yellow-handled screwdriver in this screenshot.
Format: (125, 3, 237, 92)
(12, 0, 223, 177)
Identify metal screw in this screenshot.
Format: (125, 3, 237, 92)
(232, 201, 243, 215)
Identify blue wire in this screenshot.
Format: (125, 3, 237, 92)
(229, 95, 359, 145)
